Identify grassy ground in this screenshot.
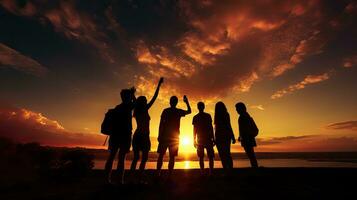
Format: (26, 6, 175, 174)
(1, 168, 356, 200)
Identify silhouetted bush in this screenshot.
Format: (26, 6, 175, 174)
(57, 149, 94, 181)
(0, 137, 95, 183)
(0, 137, 15, 155)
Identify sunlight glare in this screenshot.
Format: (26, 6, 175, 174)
(179, 135, 195, 153)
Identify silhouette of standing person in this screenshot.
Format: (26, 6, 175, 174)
(156, 95, 191, 177)
(236, 102, 259, 168)
(214, 102, 236, 172)
(130, 77, 164, 180)
(103, 87, 136, 184)
(193, 102, 215, 176)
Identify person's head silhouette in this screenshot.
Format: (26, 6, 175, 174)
(137, 96, 147, 106)
(170, 96, 178, 108)
(120, 89, 132, 104)
(197, 102, 205, 113)
(235, 102, 247, 115)
(215, 101, 227, 114)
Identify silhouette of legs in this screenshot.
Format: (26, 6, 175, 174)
(208, 156, 214, 175)
(199, 156, 204, 173)
(168, 155, 175, 177)
(139, 151, 148, 171)
(198, 155, 214, 176)
(197, 146, 205, 174)
(244, 146, 258, 168)
(116, 149, 127, 184)
(217, 141, 233, 174)
(130, 150, 140, 171)
(104, 148, 118, 183)
(131, 150, 148, 182)
(226, 151, 233, 169)
(216, 143, 226, 169)
(156, 152, 164, 176)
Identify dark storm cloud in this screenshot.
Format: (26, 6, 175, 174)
(133, 0, 356, 99)
(0, 104, 105, 147)
(1, 0, 356, 99)
(0, 0, 121, 63)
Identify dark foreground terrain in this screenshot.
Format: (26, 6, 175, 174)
(1, 168, 356, 200)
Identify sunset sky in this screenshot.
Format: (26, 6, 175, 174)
(1, 0, 357, 152)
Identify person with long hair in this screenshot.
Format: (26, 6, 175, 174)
(214, 102, 236, 172)
(130, 77, 164, 180)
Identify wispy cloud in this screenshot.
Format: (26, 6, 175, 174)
(271, 72, 330, 99)
(254, 135, 357, 152)
(270, 31, 326, 77)
(257, 135, 316, 145)
(0, 43, 48, 76)
(250, 104, 265, 111)
(1, 0, 355, 101)
(0, 0, 120, 63)
(136, 41, 195, 78)
(326, 121, 357, 131)
(343, 55, 357, 68)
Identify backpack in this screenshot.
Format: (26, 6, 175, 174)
(101, 109, 115, 135)
(249, 117, 259, 137)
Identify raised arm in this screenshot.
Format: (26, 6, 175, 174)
(130, 87, 136, 109)
(183, 95, 191, 115)
(147, 77, 164, 109)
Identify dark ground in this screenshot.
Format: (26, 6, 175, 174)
(1, 168, 357, 200)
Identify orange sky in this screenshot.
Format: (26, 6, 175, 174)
(0, 0, 357, 152)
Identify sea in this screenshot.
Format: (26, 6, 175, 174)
(92, 152, 357, 169)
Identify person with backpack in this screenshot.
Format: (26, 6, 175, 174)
(101, 87, 136, 184)
(130, 77, 164, 181)
(235, 102, 259, 168)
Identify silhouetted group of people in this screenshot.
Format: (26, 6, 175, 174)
(101, 77, 259, 184)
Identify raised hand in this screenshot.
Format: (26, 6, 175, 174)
(159, 77, 164, 85)
(130, 87, 136, 94)
(183, 95, 188, 103)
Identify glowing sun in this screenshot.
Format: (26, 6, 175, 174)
(180, 135, 194, 153)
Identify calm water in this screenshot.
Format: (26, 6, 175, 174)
(94, 159, 357, 169)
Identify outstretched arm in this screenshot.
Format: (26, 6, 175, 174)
(183, 95, 191, 115)
(130, 87, 136, 108)
(147, 77, 164, 109)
